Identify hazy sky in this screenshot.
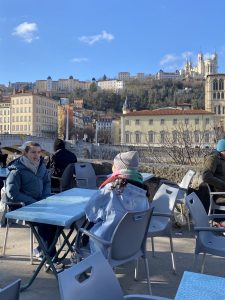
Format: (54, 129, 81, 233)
(1, 0, 225, 84)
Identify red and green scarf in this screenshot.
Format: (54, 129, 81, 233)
(99, 169, 143, 189)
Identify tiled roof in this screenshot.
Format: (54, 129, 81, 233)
(124, 109, 214, 116)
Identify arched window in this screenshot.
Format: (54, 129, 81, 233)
(221, 92, 224, 99)
(217, 92, 220, 100)
(213, 92, 216, 99)
(219, 79, 224, 90)
(213, 79, 218, 90)
(218, 105, 221, 114)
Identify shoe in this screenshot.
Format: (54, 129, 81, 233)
(45, 262, 64, 273)
(33, 248, 44, 261)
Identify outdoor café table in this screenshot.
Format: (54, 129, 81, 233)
(174, 271, 225, 299)
(141, 172, 155, 182)
(0, 167, 9, 180)
(5, 187, 97, 291)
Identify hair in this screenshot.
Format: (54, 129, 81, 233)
(24, 142, 41, 153)
(54, 139, 65, 151)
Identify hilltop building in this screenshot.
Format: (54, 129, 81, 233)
(180, 52, 218, 79)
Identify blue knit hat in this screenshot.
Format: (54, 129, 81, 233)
(216, 139, 225, 152)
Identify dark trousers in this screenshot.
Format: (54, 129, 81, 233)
(36, 223, 57, 258)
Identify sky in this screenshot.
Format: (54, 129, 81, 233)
(1, 0, 225, 85)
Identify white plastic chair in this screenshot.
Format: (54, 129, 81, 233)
(74, 162, 107, 189)
(74, 208, 154, 294)
(160, 170, 195, 229)
(0, 279, 21, 300)
(148, 184, 179, 274)
(186, 192, 225, 273)
(58, 251, 172, 300)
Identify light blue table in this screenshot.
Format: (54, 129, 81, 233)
(141, 172, 155, 182)
(0, 167, 9, 179)
(5, 188, 97, 290)
(175, 271, 225, 300)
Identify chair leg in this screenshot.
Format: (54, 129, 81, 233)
(201, 253, 206, 273)
(151, 237, 155, 257)
(30, 229, 34, 265)
(134, 258, 139, 280)
(169, 236, 176, 274)
(2, 221, 9, 255)
(144, 257, 152, 295)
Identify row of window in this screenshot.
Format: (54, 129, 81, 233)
(12, 98, 32, 104)
(213, 79, 224, 91)
(125, 131, 211, 144)
(0, 117, 10, 123)
(214, 105, 225, 114)
(126, 118, 210, 126)
(213, 92, 225, 100)
(0, 110, 10, 115)
(12, 125, 31, 131)
(0, 125, 10, 131)
(12, 116, 32, 122)
(12, 107, 32, 113)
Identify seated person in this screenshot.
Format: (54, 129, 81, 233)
(48, 139, 77, 189)
(82, 150, 149, 255)
(202, 138, 225, 210)
(4, 141, 59, 265)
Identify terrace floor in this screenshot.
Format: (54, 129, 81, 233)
(0, 223, 225, 300)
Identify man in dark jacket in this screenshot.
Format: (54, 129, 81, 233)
(202, 138, 225, 207)
(48, 139, 77, 189)
(49, 139, 77, 177)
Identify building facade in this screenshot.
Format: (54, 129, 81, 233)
(0, 102, 10, 134)
(205, 73, 225, 129)
(97, 80, 124, 91)
(121, 108, 215, 148)
(10, 93, 58, 138)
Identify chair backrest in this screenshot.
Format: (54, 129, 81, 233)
(179, 169, 196, 189)
(58, 251, 124, 300)
(186, 192, 210, 228)
(74, 162, 97, 189)
(0, 279, 21, 300)
(109, 208, 153, 262)
(60, 163, 75, 191)
(151, 184, 179, 214)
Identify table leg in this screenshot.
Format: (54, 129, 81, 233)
(20, 224, 63, 291)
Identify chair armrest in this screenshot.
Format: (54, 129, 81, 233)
(194, 226, 225, 232)
(159, 179, 179, 187)
(5, 201, 25, 207)
(79, 228, 112, 246)
(51, 176, 61, 181)
(152, 212, 172, 218)
(210, 192, 225, 195)
(124, 295, 172, 300)
(208, 214, 225, 220)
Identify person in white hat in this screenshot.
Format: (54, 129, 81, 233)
(82, 151, 149, 256)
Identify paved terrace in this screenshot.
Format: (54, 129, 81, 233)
(1, 224, 225, 300)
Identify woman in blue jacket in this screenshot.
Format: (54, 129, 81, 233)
(5, 141, 57, 262)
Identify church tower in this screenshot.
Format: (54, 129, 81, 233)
(197, 52, 204, 75)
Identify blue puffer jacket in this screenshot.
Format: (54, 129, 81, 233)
(5, 157, 51, 205)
